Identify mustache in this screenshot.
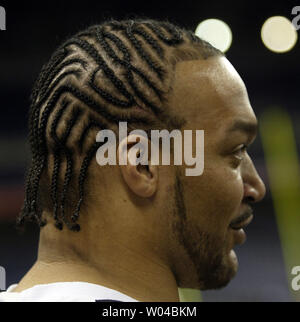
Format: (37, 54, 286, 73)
(230, 206, 253, 227)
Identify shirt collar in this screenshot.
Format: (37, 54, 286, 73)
(3, 282, 139, 302)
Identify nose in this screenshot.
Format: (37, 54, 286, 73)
(242, 156, 266, 203)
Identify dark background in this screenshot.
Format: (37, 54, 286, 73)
(0, 0, 299, 301)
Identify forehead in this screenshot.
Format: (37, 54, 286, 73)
(168, 56, 257, 131)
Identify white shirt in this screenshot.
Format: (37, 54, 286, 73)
(0, 282, 139, 302)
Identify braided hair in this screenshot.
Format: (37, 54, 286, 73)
(17, 18, 223, 232)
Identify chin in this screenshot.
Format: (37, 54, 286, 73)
(198, 249, 239, 291)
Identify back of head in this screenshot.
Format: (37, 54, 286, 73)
(17, 18, 223, 232)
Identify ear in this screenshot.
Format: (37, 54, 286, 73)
(117, 134, 158, 198)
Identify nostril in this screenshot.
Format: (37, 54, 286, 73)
(244, 196, 255, 203)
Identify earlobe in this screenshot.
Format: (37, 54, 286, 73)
(127, 164, 158, 197)
(117, 135, 158, 198)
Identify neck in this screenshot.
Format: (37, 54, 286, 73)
(15, 224, 180, 302)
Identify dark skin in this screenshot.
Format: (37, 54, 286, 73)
(13, 56, 265, 301)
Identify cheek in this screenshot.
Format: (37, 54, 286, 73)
(182, 165, 244, 235)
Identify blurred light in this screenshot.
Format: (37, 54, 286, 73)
(178, 288, 202, 302)
(260, 107, 300, 301)
(261, 16, 298, 53)
(195, 19, 232, 53)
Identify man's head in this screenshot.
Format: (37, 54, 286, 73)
(17, 18, 265, 292)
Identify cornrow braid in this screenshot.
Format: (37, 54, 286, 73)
(71, 141, 103, 229)
(37, 58, 87, 106)
(17, 18, 223, 231)
(19, 48, 74, 226)
(122, 24, 165, 80)
(49, 98, 70, 229)
(30, 47, 69, 104)
(78, 117, 104, 153)
(93, 27, 165, 114)
(51, 150, 62, 229)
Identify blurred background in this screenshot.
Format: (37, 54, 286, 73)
(0, 0, 299, 301)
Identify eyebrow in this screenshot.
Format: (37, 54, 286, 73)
(226, 119, 258, 138)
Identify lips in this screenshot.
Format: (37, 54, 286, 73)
(229, 210, 253, 246)
(229, 212, 253, 231)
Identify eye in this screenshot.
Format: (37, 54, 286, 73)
(233, 144, 248, 161)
